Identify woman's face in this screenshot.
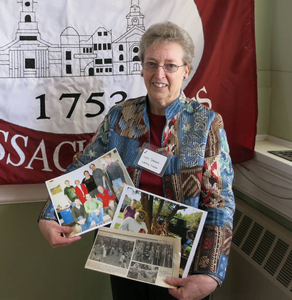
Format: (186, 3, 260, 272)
(142, 41, 190, 113)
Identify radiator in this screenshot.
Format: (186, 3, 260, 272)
(214, 198, 292, 300)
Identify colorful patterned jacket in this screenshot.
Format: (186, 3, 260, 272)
(39, 92, 235, 283)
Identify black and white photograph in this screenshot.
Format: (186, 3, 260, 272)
(132, 240, 173, 268)
(90, 235, 134, 269)
(85, 227, 181, 288)
(127, 262, 159, 284)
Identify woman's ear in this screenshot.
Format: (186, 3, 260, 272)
(183, 65, 191, 80)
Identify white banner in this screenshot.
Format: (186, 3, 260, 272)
(0, 0, 203, 134)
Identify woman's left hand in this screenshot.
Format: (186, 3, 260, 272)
(166, 274, 217, 300)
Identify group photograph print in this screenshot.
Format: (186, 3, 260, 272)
(45, 148, 133, 237)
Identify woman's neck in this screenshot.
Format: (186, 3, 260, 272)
(148, 104, 166, 116)
(147, 97, 167, 116)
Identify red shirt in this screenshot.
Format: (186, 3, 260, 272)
(139, 112, 165, 197)
(96, 189, 115, 207)
(75, 183, 88, 204)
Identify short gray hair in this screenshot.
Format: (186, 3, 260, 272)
(139, 22, 195, 67)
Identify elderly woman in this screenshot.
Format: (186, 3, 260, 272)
(39, 22, 235, 300)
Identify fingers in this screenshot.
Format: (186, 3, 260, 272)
(62, 225, 76, 235)
(166, 276, 187, 287)
(167, 275, 217, 300)
(166, 277, 186, 299)
(52, 235, 81, 248)
(168, 287, 182, 300)
(39, 219, 81, 248)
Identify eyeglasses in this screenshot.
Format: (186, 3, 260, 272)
(141, 62, 186, 73)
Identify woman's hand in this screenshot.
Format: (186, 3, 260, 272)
(166, 274, 217, 300)
(39, 219, 81, 248)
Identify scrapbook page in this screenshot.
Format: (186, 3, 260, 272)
(85, 227, 181, 288)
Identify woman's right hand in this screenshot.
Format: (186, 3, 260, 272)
(39, 219, 81, 248)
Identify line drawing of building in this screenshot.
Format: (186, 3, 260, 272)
(0, 0, 145, 78)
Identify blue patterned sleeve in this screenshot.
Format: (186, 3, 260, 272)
(192, 114, 235, 283)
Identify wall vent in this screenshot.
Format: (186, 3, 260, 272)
(241, 222, 263, 256)
(277, 250, 292, 287)
(252, 230, 275, 265)
(264, 239, 289, 276)
(233, 215, 252, 246)
(233, 209, 242, 228)
(232, 198, 292, 298)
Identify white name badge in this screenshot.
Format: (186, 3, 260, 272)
(137, 149, 168, 175)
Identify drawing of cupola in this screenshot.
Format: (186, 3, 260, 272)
(126, 0, 145, 31)
(60, 27, 81, 76)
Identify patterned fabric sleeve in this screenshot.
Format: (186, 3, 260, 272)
(67, 113, 111, 172)
(192, 114, 235, 282)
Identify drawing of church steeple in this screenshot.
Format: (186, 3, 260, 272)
(113, 0, 145, 75)
(16, 0, 41, 40)
(5, 0, 55, 78)
(126, 0, 145, 31)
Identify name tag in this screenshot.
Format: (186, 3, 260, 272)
(137, 149, 168, 175)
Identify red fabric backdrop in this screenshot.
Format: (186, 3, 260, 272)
(185, 0, 258, 163)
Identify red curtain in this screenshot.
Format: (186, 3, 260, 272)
(185, 0, 258, 164)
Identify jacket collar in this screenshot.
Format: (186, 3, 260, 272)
(143, 91, 185, 121)
(165, 91, 185, 120)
